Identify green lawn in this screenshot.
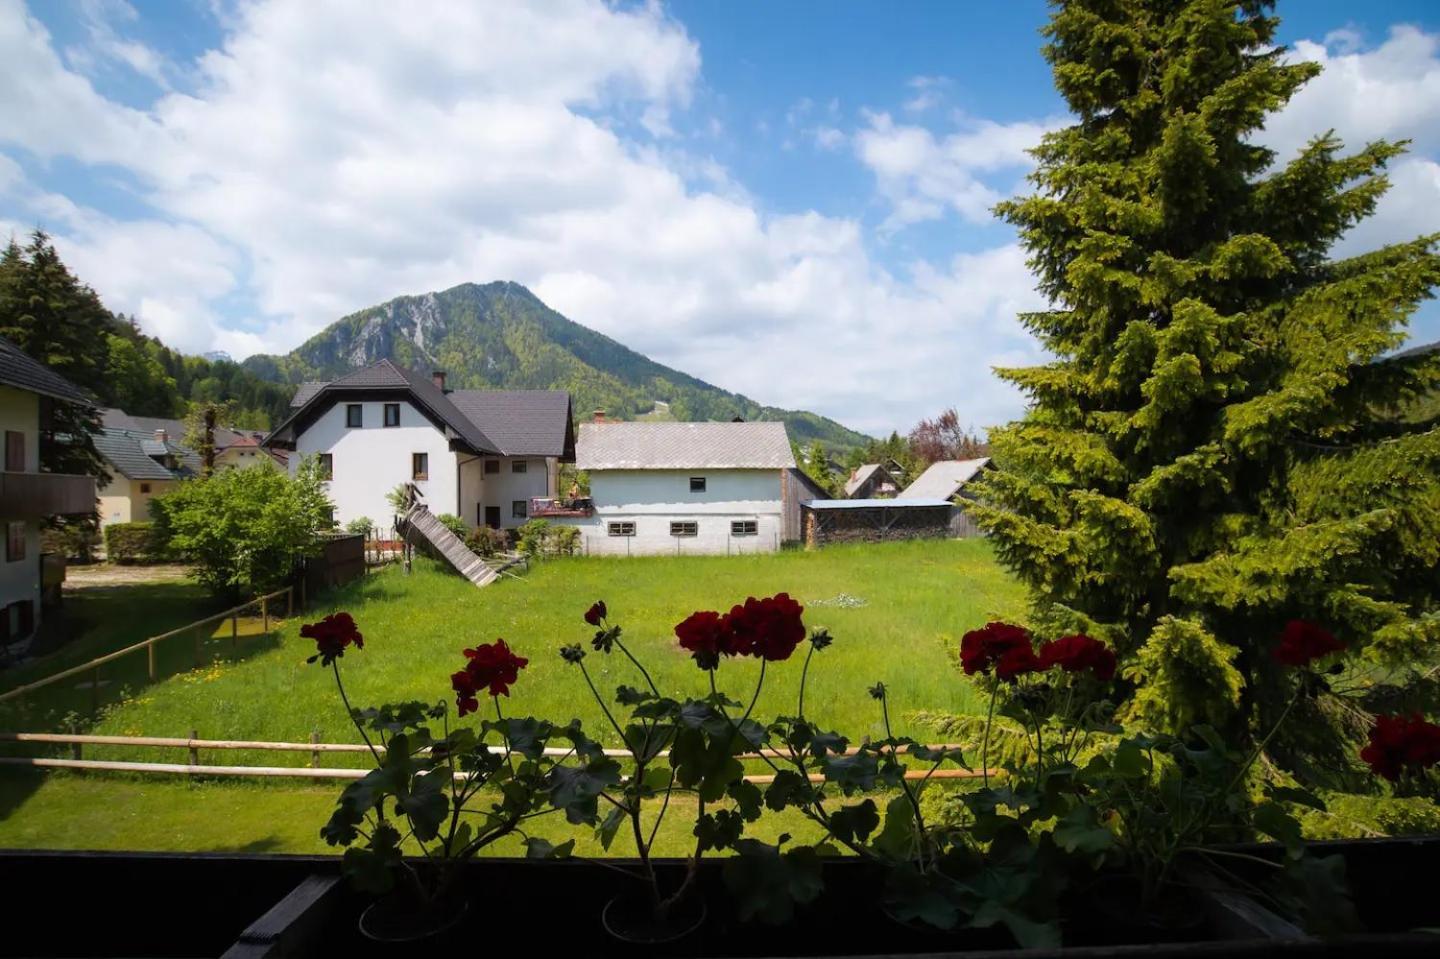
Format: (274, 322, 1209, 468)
(0, 538, 1022, 853)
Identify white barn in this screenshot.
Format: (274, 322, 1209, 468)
(547, 420, 795, 556)
(264, 360, 574, 532)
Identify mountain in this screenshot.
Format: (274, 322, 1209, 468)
(241, 281, 873, 450)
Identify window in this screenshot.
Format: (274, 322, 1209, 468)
(318, 454, 333, 480)
(731, 520, 758, 536)
(140, 483, 152, 495)
(607, 522, 635, 537)
(6, 522, 25, 563)
(689, 477, 706, 493)
(346, 404, 363, 428)
(412, 453, 429, 481)
(2, 600, 34, 644)
(511, 460, 527, 474)
(383, 403, 400, 427)
(512, 499, 527, 519)
(4, 431, 23, 471)
(484, 459, 500, 475)
(670, 521, 698, 537)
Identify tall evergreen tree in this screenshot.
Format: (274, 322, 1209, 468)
(973, 0, 1440, 766)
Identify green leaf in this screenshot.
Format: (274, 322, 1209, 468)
(1253, 801, 1305, 859)
(1051, 803, 1114, 857)
(523, 837, 575, 860)
(723, 840, 826, 924)
(764, 769, 813, 811)
(822, 752, 878, 793)
(596, 804, 626, 851)
(398, 768, 450, 842)
(883, 864, 963, 930)
(828, 799, 880, 845)
(340, 822, 403, 895)
(871, 794, 919, 860)
(549, 757, 622, 824)
(727, 778, 764, 821)
(1264, 785, 1326, 811)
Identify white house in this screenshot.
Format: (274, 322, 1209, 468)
(263, 360, 574, 532)
(0, 337, 96, 649)
(546, 419, 795, 556)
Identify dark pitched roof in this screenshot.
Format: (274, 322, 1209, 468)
(102, 409, 252, 450)
(0, 336, 92, 404)
(449, 390, 572, 457)
(290, 382, 326, 407)
(94, 427, 200, 481)
(1387, 340, 1440, 363)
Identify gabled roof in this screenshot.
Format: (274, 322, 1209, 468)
(576, 421, 795, 470)
(0, 336, 92, 405)
(449, 390, 574, 457)
(843, 463, 898, 498)
(806, 497, 953, 510)
(898, 458, 992, 500)
(93, 427, 200, 481)
(290, 382, 326, 407)
(102, 409, 254, 450)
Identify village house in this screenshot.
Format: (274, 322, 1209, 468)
(544, 417, 796, 555)
(897, 457, 993, 537)
(0, 337, 96, 649)
(263, 360, 574, 531)
(843, 461, 902, 499)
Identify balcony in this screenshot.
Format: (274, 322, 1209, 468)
(529, 495, 594, 518)
(0, 471, 97, 518)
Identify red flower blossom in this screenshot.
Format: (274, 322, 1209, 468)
(959, 622, 1032, 677)
(675, 610, 731, 669)
(1272, 619, 1345, 667)
(1360, 713, 1440, 782)
(302, 612, 363, 666)
(584, 601, 607, 627)
(726, 593, 807, 662)
(451, 639, 529, 714)
(1039, 634, 1117, 681)
(995, 644, 1041, 682)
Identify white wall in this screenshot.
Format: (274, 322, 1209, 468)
(292, 400, 458, 529)
(458, 456, 554, 529)
(0, 386, 41, 635)
(555, 469, 783, 556)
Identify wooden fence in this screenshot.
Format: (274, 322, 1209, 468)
(0, 730, 991, 785)
(0, 586, 293, 714)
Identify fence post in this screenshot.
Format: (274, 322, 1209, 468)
(231, 610, 239, 648)
(262, 596, 269, 633)
(309, 730, 320, 768)
(70, 739, 82, 761)
(188, 729, 200, 767)
(147, 642, 157, 682)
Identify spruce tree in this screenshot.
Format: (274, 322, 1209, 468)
(974, 0, 1440, 765)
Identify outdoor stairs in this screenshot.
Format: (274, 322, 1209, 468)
(398, 505, 497, 588)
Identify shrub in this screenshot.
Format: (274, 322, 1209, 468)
(517, 519, 580, 559)
(465, 525, 508, 557)
(104, 522, 164, 564)
(44, 518, 100, 562)
(436, 513, 468, 539)
(345, 516, 375, 538)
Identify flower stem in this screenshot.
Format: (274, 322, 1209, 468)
(981, 685, 996, 789)
(331, 661, 381, 764)
(798, 643, 817, 719)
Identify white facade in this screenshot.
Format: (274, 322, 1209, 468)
(0, 386, 42, 636)
(555, 468, 784, 556)
(458, 455, 554, 530)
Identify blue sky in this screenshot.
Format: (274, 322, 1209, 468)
(2, 0, 1438, 434)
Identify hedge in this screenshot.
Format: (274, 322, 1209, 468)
(104, 522, 166, 565)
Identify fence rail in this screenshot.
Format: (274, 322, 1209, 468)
(0, 586, 293, 710)
(0, 730, 991, 785)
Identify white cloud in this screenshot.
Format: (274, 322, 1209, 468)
(0, 0, 1050, 434)
(903, 75, 949, 114)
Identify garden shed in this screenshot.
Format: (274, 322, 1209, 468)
(801, 498, 954, 548)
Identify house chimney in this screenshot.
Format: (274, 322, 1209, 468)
(432, 370, 447, 392)
(593, 409, 606, 424)
(154, 428, 168, 444)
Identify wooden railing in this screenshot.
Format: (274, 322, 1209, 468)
(0, 471, 96, 517)
(0, 730, 991, 785)
(0, 586, 294, 713)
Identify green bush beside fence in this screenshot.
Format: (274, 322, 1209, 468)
(103, 522, 165, 564)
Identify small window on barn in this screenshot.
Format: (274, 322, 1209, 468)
(512, 500, 528, 519)
(608, 522, 635, 537)
(383, 403, 400, 427)
(484, 459, 500, 475)
(140, 483, 152, 495)
(412, 453, 429, 481)
(318, 454, 333, 480)
(4, 430, 24, 471)
(346, 404, 363, 428)
(512, 460, 527, 474)
(6, 522, 25, 563)
(731, 520, 757, 536)
(689, 477, 706, 493)
(670, 521, 698, 537)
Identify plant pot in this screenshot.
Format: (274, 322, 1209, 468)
(358, 894, 469, 944)
(601, 893, 707, 946)
(1081, 873, 1207, 945)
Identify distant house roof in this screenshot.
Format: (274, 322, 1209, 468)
(1385, 340, 1440, 363)
(843, 463, 899, 498)
(266, 360, 574, 458)
(576, 421, 795, 470)
(93, 427, 201, 481)
(898, 458, 992, 500)
(804, 498, 953, 510)
(0, 336, 92, 405)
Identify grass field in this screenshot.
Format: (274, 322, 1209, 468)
(0, 539, 1022, 854)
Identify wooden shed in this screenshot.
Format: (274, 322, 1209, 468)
(801, 498, 954, 548)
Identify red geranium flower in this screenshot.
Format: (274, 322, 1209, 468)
(959, 622, 1032, 677)
(1039, 634, 1117, 681)
(584, 601, 607, 627)
(451, 639, 529, 714)
(994, 643, 1041, 682)
(1272, 619, 1345, 668)
(726, 593, 806, 662)
(302, 612, 363, 666)
(1360, 713, 1440, 782)
(675, 610, 731, 669)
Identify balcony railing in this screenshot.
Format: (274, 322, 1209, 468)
(528, 496, 594, 518)
(0, 471, 96, 518)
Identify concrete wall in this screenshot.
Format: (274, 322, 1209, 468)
(554, 468, 783, 556)
(292, 399, 459, 528)
(0, 386, 41, 638)
(458, 456, 554, 530)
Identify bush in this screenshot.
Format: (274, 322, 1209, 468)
(44, 518, 100, 562)
(436, 513, 468, 539)
(517, 519, 580, 559)
(345, 516, 375, 538)
(466, 525, 509, 557)
(104, 522, 164, 564)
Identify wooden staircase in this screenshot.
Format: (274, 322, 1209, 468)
(397, 505, 497, 588)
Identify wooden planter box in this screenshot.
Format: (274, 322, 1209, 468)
(1, 838, 1436, 957)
